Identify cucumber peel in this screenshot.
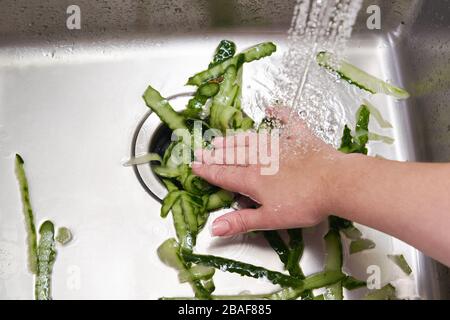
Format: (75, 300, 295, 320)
(181, 251, 304, 288)
(350, 238, 376, 254)
(157, 238, 212, 299)
(342, 276, 367, 290)
(388, 254, 412, 275)
(55, 227, 72, 245)
(142, 85, 188, 131)
(35, 220, 56, 300)
(14, 154, 38, 275)
(317, 51, 410, 100)
(364, 284, 397, 300)
(123, 153, 162, 166)
(187, 42, 276, 86)
(323, 230, 344, 300)
(178, 265, 215, 283)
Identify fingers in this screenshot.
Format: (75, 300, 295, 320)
(199, 146, 257, 166)
(191, 162, 259, 196)
(202, 132, 277, 167)
(211, 208, 268, 236)
(212, 132, 259, 149)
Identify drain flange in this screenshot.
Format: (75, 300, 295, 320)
(130, 92, 193, 202)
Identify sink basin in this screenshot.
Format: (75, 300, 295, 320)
(0, 0, 448, 299)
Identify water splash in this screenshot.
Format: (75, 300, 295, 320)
(284, 0, 364, 146)
(249, 0, 365, 147)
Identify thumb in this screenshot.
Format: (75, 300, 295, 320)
(211, 208, 266, 236)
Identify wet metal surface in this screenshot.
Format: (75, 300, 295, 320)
(0, 0, 449, 299)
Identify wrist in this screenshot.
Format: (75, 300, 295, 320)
(325, 152, 367, 218)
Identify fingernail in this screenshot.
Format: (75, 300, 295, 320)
(212, 219, 231, 236)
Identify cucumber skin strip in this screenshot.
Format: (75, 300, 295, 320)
(180, 195, 198, 235)
(205, 190, 234, 211)
(368, 132, 395, 144)
(324, 230, 343, 272)
(160, 270, 345, 300)
(387, 254, 413, 275)
(324, 282, 344, 300)
(161, 191, 182, 218)
(181, 251, 304, 288)
(263, 231, 290, 265)
(35, 220, 56, 300)
(55, 227, 72, 245)
(153, 166, 181, 178)
(142, 85, 188, 131)
(362, 99, 393, 129)
(210, 65, 237, 130)
(317, 51, 410, 100)
(286, 229, 311, 299)
(323, 230, 344, 300)
(286, 229, 305, 278)
(364, 284, 396, 300)
(183, 40, 234, 117)
(178, 265, 215, 283)
(303, 271, 345, 291)
(188, 55, 237, 87)
(157, 239, 211, 299)
(342, 276, 367, 290)
(162, 179, 179, 192)
(263, 230, 307, 298)
(15, 154, 38, 275)
(350, 238, 376, 254)
(209, 40, 237, 68)
(171, 202, 193, 250)
(268, 271, 345, 300)
(263, 229, 306, 279)
(187, 42, 277, 86)
(123, 153, 162, 167)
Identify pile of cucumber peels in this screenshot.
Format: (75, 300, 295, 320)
(138, 40, 411, 300)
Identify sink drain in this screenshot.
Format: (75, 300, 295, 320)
(131, 92, 193, 202)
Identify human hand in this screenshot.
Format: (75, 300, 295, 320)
(192, 107, 345, 236)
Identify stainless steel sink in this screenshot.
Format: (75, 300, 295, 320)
(0, 0, 449, 299)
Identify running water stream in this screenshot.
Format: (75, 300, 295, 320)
(281, 0, 364, 146)
(249, 0, 366, 147)
(284, 0, 363, 103)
